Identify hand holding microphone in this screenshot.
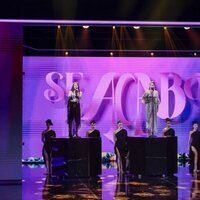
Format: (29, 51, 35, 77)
(75, 89, 79, 98)
(150, 88, 153, 95)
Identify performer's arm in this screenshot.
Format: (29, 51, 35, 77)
(162, 128, 167, 137)
(142, 91, 148, 104)
(113, 132, 117, 142)
(76, 90, 82, 99)
(156, 90, 160, 104)
(42, 131, 45, 143)
(155, 90, 160, 111)
(188, 131, 192, 151)
(86, 131, 89, 137)
(68, 91, 72, 97)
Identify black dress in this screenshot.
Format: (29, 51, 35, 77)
(114, 129, 128, 172)
(88, 129, 100, 137)
(42, 130, 56, 165)
(67, 93, 81, 137)
(191, 131, 200, 151)
(163, 128, 175, 137)
(190, 131, 200, 171)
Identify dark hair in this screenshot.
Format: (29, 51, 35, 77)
(117, 120, 122, 124)
(45, 119, 53, 126)
(90, 120, 96, 124)
(192, 121, 199, 125)
(71, 82, 79, 91)
(165, 118, 171, 123)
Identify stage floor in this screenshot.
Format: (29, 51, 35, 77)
(0, 164, 199, 200)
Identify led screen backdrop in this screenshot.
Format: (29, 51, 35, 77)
(23, 57, 200, 158)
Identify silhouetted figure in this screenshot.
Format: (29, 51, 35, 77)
(188, 121, 200, 173)
(42, 119, 56, 174)
(113, 120, 128, 173)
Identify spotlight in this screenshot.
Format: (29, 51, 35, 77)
(110, 52, 113, 56)
(65, 51, 69, 56)
(150, 52, 154, 56)
(113, 26, 115, 29)
(164, 27, 167, 30)
(83, 25, 89, 29)
(57, 25, 61, 29)
(194, 52, 197, 56)
(184, 27, 190, 30)
(133, 26, 140, 29)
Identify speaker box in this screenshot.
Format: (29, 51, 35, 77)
(128, 137, 177, 176)
(51, 137, 101, 177)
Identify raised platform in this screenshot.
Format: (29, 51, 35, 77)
(128, 136, 177, 176)
(51, 137, 102, 177)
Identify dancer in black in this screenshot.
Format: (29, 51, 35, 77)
(188, 121, 200, 173)
(162, 118, 175, 137)
(86, 120, 100, 137)
(42, 119, 56, 174)
(67, 82, 82, 138)
(113, 120, 128, 173)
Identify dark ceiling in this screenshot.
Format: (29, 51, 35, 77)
(1, 0, 199, 56)
(0, 0, 200, 21)
(23, 26, 200, 56)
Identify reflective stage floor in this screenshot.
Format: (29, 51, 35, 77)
(1, 165, 200, 200)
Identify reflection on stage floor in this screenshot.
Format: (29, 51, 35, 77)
(14, 164, 199, 200)
(1, 164, 200, 199)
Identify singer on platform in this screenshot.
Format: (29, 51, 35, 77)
(67, 82, 82, 138)
(142, 81, 160, 137)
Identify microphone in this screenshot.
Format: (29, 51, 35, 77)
(75, 89, 79, 98)
(150, 88, 154, 95)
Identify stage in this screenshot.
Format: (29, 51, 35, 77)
(0, 9, 200, 200)
(0, 164, 197, 200)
